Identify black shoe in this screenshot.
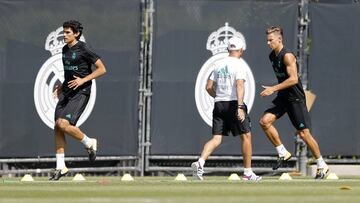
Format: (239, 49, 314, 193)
(49, 167, 69, 181)
(315, 165, 329, 179)
(86, 138, 97, 162)
(273, 152, 292, 170)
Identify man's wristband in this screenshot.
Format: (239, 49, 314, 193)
(238, 104, 246, 110)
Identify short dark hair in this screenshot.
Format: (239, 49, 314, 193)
(266, 26, 283, 36)
(63, 20, 83, 40)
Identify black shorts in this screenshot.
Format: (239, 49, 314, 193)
(265, 96, 310, 130)
(54, 91, 90, 125)
(212, 101, 251, 136)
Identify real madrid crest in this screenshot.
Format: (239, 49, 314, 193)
(34, 27, 97, 129)
(195, 23, 256, 126)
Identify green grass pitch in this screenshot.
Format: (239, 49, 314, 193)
(0, 176, 359, 203)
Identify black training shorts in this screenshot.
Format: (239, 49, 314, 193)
(212, 101, 251, 136)
(265, 96, 310, 130)
(54, 91, 90, 125)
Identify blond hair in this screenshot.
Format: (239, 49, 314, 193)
(266, 26, 283, 37)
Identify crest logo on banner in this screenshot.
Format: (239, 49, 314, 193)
(195, 23, 255, 126)
(34, 27, 96, 129)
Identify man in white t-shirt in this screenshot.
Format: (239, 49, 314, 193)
(191, 37, 261, 181)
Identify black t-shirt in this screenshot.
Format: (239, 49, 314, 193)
(62, 41, 100, 95)
(269, 48, 305, 102)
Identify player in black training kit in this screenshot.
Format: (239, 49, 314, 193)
(259, 26, 329, 179)
(50, 20, 106, 181)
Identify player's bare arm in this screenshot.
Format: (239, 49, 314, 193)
(68, 59, 107, 90)
(205, 79, 216, 98)
(260, 53, 298, 97)
(236, 79, 245, 122)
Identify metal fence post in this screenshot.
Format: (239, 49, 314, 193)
(296, 0, 310, 176)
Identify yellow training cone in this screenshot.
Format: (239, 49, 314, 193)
(21, 174, 34, 182)
(72, 173, 86, 181)
(279, 173, 292, 180)
(121, 173, 134, 181)
(228, 173, 241, 181)
(326, 173, 339, 180)
(174, 173, 187, 181)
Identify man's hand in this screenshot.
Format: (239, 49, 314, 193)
(53, 85, 62, 99)
(206, 79, 216, 98)
(260, 85, 275, 97)
(68, 75, 85, 90)
(237, 108, 245, 122)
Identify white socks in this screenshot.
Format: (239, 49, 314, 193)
(244, 168, 253, 176)
(81, 134, 92, 148)
(316, 156, 327, 168)
(198, 158, 205, 168)
(275, 144, 289, 157)
(56, 153, 66, 170)
(57, 134, 93, 170)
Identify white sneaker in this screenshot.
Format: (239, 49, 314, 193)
(242, 173, 262, 181)
(191, 161, 204, 180)
(315, 165, 329, 179)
